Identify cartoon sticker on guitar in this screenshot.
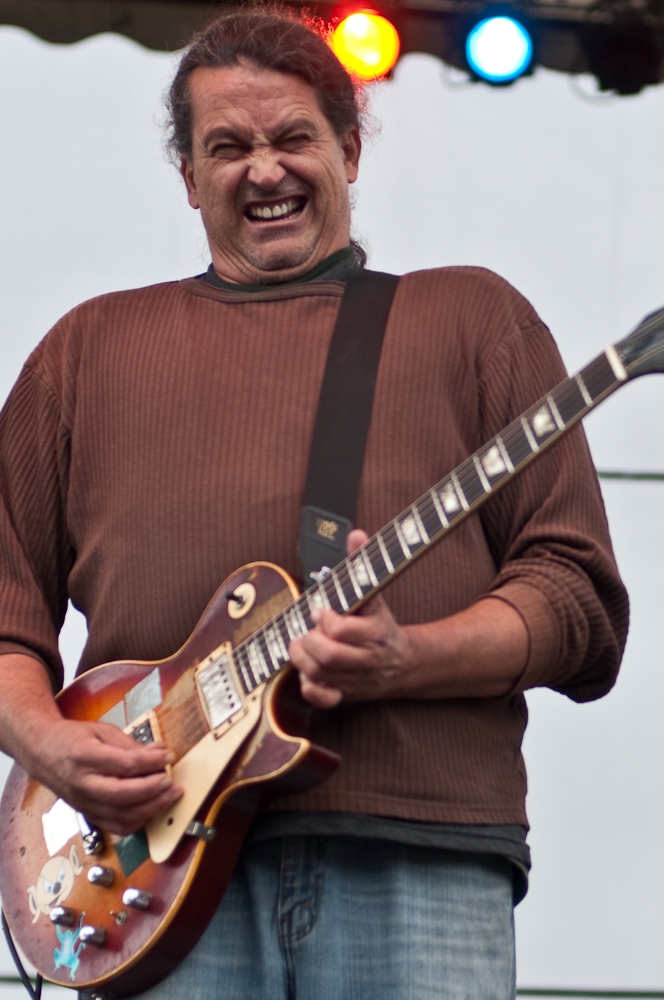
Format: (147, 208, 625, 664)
(27, 845, 87, 979)
(27, 843, 83, 922)
(54, 913, 86, 980)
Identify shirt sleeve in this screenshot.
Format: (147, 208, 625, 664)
(475, 313, 629, 703)
(0, 360, 73, 690)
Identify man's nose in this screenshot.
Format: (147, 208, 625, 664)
(246, 150, 286, 190)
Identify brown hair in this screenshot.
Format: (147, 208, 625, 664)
(165, 5, 364, 162)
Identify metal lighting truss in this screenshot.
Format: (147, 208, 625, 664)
(0, 0, 663, 91)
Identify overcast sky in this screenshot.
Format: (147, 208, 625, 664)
(1, 24, 663, 993)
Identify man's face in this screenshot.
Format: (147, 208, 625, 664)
(181, 62, 361, 285)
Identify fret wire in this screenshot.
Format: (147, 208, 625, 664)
(295, 598, 311, 634)
(411, 504, 430, 543)
(473, 455, 492, 493)
(322, 573, 343, 612)
(248, 635, 269, 682)
(546, 394, 566, 431)
(256, 631, 277, 678)
(576, 373, 593, 408)
(316, 582, 331, 609)
(496, 435, 515, 473)
(238, 642, 260, 689)
(382, 523, 407, 565)
(335, 562, 360, 607)
(581, 355, 617, 399)
(365, 541, 389, 583)
(430, 487, 449, 528)
(377, 532, 395, 574)
(450, 472, 470, 510)
(346, 559, 364, 600)
(281, 610, 295, 641)
(331, 569, 349, 611)
(360, 546, 380, 588)
(520, 415, 539, 452)
(275, 614, 292, 654)
(234, 646, 253, 693)
(264, 621, 288, 664)
(456, 461, 486, 506)
(393, 519, 412, 560)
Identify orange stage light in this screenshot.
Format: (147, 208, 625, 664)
(331, 11, 401, 80)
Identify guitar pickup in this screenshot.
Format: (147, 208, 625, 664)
(195, 644, 245, 737)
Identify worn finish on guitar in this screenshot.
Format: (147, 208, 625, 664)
(0, 563, 340, 996)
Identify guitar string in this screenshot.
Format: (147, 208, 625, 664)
(233, 356, 617, 691)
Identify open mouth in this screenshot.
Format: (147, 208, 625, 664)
(245, 195, 306, 223)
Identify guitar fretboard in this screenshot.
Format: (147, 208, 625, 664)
(228, 347, 626, 696)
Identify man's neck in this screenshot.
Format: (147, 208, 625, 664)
(202, 247, 359, 292)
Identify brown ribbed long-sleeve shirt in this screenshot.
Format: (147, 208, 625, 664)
(0, 266, 628, 827)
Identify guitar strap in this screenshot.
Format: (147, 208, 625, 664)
(298, 268, 400, 585)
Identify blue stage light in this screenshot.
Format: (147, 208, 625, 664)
(466, 16, 533, 83)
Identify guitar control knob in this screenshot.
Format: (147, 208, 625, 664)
(87, 865, 114, 887)
(49, 906, 75, 926)
(79, 925, 107, 947)
(122, 888, 152, 910)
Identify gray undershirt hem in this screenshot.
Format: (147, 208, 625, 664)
(249, 811, 530, 904)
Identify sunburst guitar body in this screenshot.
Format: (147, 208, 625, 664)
(0, 562, 340, 997)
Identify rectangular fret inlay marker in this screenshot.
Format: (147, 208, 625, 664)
(605, 345, 628, 382)
(352, 554, 372, 589)
(308, 586, 330, 611)
(481, 444, 507, 478)
(401, 514, 422, 548)
(576, 374, 593, 408)
(473, 455, 492, 492)
(439, 482, 460, 514)
(547, 395, 565, 431)
(532, 405, 556, 438)
(521, 416, 539, 452)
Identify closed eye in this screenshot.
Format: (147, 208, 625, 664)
(277, 133, 312, 152)
(210, 143, 248, 160)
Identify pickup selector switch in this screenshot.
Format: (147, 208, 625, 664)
(88, 865, 114, 887)
(122, 888, 152, 910)
(49, 906, 75, 926)
(79, 925, 107, 947)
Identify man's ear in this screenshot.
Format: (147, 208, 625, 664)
(180, 157, 200, 210)
(342, 127, 361, 184)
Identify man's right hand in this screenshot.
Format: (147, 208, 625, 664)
(0, 654, 183, 836)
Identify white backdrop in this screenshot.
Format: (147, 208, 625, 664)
(1, 25, 663, 993)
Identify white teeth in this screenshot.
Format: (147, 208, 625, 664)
(249, 198, 301, 220)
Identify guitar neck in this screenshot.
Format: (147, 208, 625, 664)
(228, 345, 629, 696)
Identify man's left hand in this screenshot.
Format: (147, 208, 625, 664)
(288, 530, 412, 708)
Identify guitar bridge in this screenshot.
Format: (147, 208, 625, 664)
(195, 644, 244, 735)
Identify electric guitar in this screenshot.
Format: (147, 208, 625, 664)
(1, 307, 664, 998)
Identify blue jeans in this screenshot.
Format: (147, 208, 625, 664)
(132, 837, 515, 1000)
